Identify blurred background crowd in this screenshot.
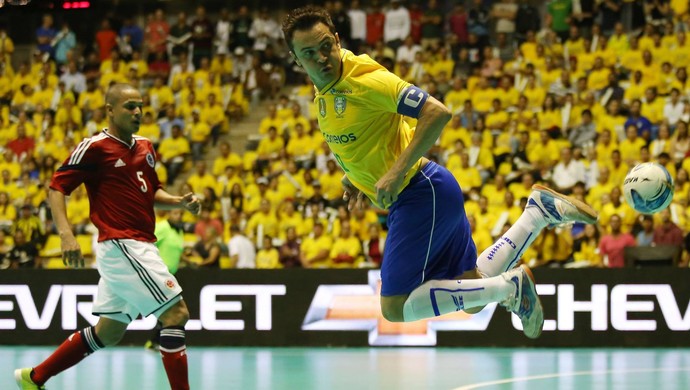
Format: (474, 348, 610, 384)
(0, 0, 689, 271)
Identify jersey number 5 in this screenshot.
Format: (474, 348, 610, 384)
(137, 171, 148, 193)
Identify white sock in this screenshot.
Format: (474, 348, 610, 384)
(476, 207, 547, 277)
(402, 276, 514, 322)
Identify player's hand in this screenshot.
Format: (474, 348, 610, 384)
(375, 171, 405, 209)
(60, 233, 84, 268)
(181, 192, 201, 215)
(342, 175, 365, 211)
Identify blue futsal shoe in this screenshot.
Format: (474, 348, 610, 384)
(527, 184, 599, 227)
(502, 265, 543, 339)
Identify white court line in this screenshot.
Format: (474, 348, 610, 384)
(452, 366, 690, 390)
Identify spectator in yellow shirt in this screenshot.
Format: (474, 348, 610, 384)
(186, 161, 216, 196)
(600, 186, 637, 233)
(619, 124, 647, 165)
(329, 220, 362, 268)
(246, 199, 280, 240)
(201, 92, 226, 145)
(187, 109, 211, 162)
(319, 159, 344, 202)
(212, 142, 242, 177)
(527, 130, 560, 169)
(256, 236, 281, 269)
(158, 125, 190, 185)
(256, 127, 284, 171)
(136, 112, 160, 146)
(300, 221, 332, 268)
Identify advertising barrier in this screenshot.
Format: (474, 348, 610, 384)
(0, 268, 689, 347)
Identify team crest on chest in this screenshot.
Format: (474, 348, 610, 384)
(146, 153, 155, 168)
(318, 98, 326, 118)
(334, 96, 346, 118)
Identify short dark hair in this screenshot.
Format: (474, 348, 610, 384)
(282, 6, 336, 51)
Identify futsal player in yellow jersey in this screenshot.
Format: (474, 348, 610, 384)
(283, 7, 600, 339)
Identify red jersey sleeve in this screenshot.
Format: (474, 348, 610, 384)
(50, 138, 100, 195)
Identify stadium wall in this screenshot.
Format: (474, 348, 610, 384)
(1, 269, 689, 347)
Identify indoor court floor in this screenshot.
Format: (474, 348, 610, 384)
(2, 347, 690, 389)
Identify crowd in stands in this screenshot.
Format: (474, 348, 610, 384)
(1, 0, 690, 270)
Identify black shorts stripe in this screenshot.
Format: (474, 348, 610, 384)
(118, 241, 168, 302)
(145, 292, 183, 317)
(114, 240, 165, 304)
(92, 311, 133, 322)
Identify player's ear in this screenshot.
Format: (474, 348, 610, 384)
(335, 33, 341, 48)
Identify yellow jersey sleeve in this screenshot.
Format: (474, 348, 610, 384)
(314, 50, 425, 208)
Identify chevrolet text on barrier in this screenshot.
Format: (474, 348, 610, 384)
(1, 269, 689, 347)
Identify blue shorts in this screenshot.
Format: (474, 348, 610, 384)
(381, 161, 477, 296)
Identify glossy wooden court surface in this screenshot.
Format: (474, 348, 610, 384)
(3, 347, 690, 389)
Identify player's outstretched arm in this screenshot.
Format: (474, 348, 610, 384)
(48, 189, 84, 268)
(375, 96, 451, 207)
(154, 188, 201, 215)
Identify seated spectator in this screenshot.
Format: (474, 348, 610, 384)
(572, 224, 603, 267)
(0, 191, 16, 230)
(6, 229, 39, 269)
(653, 208, 684, 247)
(624, 99, 652, 139)
(329, 220, 362, 268)
(212, 142, 242, 178)
(671, 121, 690, 165)
(600, 186, 637, 233)
(66, 186, 91, 234)
(300, 221, 332, 268)
(11, 205, 45, 249)
(599, 214, 636, 268)
(551, 147, 586, 194)
(636, 215, 655, 246)
(228, 224, 256, 268)
(190, 226, 222, 268)
(193, 208, 223, 241)
(362, 224, 384, 267)
(246, 199, 279, 240)
(187, 109, 211, 162)
(256, 236, 281, 269)
(6, 125, 35, 162)
(158, 124, 190, 185)
(279, 226, 302, 268)
(0, 230, 12, 270)
(568, 109, 597, 150)
(187, 162, 216, 198)
(320, 160, 344, 205)
(256, 127, 284, 172)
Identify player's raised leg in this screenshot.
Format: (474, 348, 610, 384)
(157, 299, 190, 390)
(401, 264, 544, 338)
(14, 317, 125, 390)
(476, 184, 599, 277)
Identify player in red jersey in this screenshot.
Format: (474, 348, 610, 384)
(15, 84, 199, 390)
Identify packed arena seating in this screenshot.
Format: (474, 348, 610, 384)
(0, 0, 689, 270)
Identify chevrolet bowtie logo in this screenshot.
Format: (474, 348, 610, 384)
(302, 270, 499, 346)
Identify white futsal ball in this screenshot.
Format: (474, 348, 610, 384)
(623, 162, 675, 214)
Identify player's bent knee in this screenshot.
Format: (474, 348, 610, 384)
(95, 318, 128, 346)
(159, 299, 189, 327)
(380, 295, 408, 322)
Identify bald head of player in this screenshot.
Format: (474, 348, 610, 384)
(105, 83, 143, 144)
(283, 7, 342, 91)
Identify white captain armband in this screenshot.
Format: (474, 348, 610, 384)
(396, 85, 429, 118)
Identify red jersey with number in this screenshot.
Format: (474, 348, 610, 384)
(50, 130, 162, 242)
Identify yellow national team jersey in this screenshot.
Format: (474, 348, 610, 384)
(314, 50, 423, 208)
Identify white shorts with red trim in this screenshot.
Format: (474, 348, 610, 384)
(92, 239, 183, 324)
